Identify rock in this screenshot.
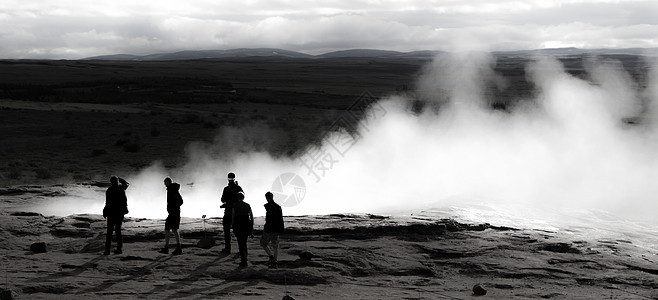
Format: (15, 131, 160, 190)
(282, 295, 295, 300)
(196, 238, 216, 249)
(30, 242, 47, 253)
(10, 212, 42, 217)
(541, 242, 581, 254)
(299, 251, 315, 260)
(473, 284, 487, 296)
(0, 288, 16, 300)
(80, 239, 105, 253)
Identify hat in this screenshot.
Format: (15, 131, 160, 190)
(228, 172, 236, 180)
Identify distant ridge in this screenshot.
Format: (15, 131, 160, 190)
(318, 49, 404, 58)
(85, 48, 314, 61)
(83, 47, 658, 61)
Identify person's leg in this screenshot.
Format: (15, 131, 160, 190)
(174, 229, 181, 247)
(260, 233, 273, 258)
(173, 215, 181, 248)
(105, 218, 114, 254)
(237, 233, 247, 265)
(234, 226, 247, 265)
(115, 216, 124, 253)
(222, 222, 231, 252)
(159, 228, 170, 254)
(164, 229, 171, 247)
(272, 234, 280, 260)
(172, 229, 182, 254)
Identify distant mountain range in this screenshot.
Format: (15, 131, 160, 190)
(83, 47, 658, 61)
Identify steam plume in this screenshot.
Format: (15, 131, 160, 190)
(108, 52, 658, 224)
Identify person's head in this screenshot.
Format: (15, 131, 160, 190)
(265, 191, 274, 203)
(164, 177, 172, 187)
(227, 172, 236, 184)
(110, 176, 119, 186)
(236, 191, 245, 202)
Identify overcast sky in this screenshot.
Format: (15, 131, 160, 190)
(1, 0, 656, 59)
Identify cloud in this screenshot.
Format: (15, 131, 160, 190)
(0, 1, 656, 59)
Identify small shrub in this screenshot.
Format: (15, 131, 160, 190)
(91, 149, 108, 157)
(180, 113, 202, 124)
(35, 167, 52, 179)
(115, 137, 130, 146)
(73, 174, 90, 181)
(7, 160, 25, 179)
(7, 166, 22, 180)
(123, 142, 140, 152)
(63, 131, 79, 139)
(203, 121, 217, 129)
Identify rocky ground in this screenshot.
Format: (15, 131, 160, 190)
(1, 209, 657, 299)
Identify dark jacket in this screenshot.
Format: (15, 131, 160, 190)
(232, 201, 253, 235)
(221, 182, 243, 215)
(167, 183, 184, 215)
(104, 182, 129, 217)
(264, 202, 284, 233)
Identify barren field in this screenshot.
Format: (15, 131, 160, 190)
(1, 54, 657, 299)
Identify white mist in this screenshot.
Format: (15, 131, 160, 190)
(52, 52, 658, 228)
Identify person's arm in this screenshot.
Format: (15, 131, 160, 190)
(277, 206, 284, 232)
(103, 191, 109, 218)
(122, 193, 129, 215)
(248, 207, 254, 237)
(118, 177, 129, 190)
(231, 207, 235, 227)
(221, 187, 227, 204)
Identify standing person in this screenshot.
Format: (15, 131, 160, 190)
(220, 172, 243, 253)
(232, 192, 253, 267)
(103, 176, 129, 255)
(159, 177, 183, 255)
(260, 191, 284, 268)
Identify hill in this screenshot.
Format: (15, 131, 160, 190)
(83, 47, 658, 61)
(85, 48, 314, 61)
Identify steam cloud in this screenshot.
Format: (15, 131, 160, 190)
(117, 52, 658, 224)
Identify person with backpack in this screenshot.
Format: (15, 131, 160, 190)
(103, 176, 129, 255)
(220, 172, 243, 253)
(261, 191, 284, 268)
(159, 177, 183, 255)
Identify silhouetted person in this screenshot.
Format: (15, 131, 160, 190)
(261, 191, 284, 268)
(159, 177, 183, 255)
(220, 172, 243, 253)
(232, 191, 253, 267)
(103, 176, 129, 255)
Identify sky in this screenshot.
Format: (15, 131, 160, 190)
(0, 0, 657, 59)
